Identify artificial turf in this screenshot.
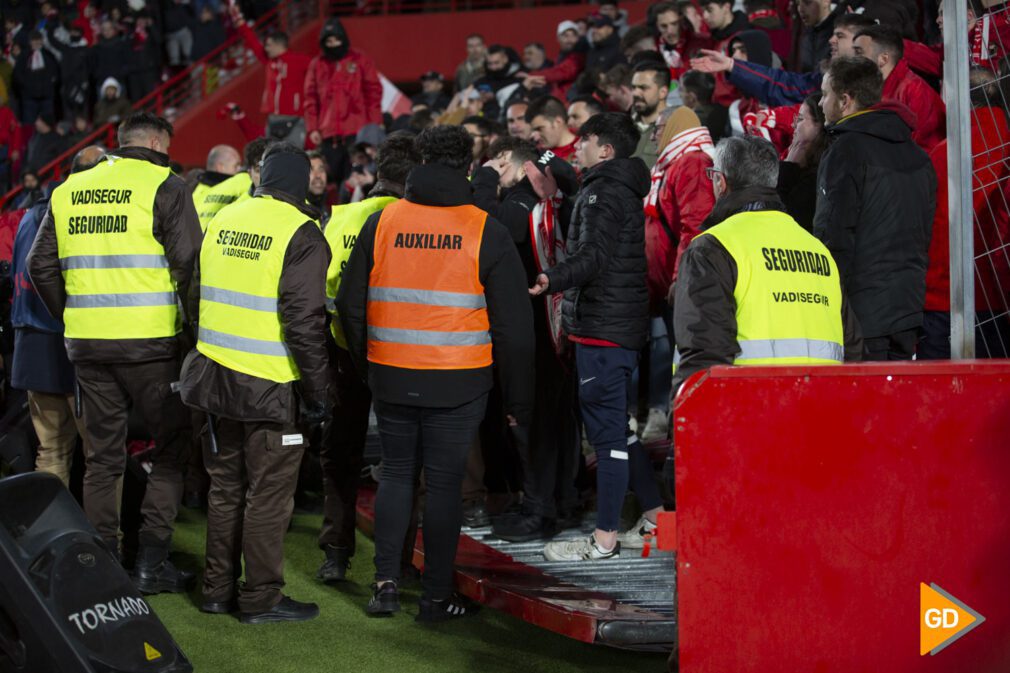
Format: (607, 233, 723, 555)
(148, 507, 667, 673)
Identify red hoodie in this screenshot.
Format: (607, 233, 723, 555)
(925, 106, 1010, 313)
(237, 22, 312, 116)
(882, 58, 946, 154)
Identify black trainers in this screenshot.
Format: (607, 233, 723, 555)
(316, 545, 351, 583)
(462, 501, 490, 528)
(240, 596, 319, 624)
(492, 512, 557, 543)
(416, 593, 479, 623)
(366, 582, 401, 617)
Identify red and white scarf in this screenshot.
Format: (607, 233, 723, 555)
(644, 126, 714, 217)
(530, 194, 567, 356)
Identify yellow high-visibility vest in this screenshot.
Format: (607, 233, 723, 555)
(700, 210, 844, 365)
(323, 195, 397, 348)
(51, 155, 178, 341)
(197, 195, 314, 383)
(197, 172, 252, 231)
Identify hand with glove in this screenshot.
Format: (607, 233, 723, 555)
(299, 392, 332, 446)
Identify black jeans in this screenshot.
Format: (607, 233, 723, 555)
(373, 394, 488, 600)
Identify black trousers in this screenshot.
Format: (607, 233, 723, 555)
(373, 394, 488, 600)
(318, 346, 371, 554)
(518, 332, 579, 518)
(863, 328, 918, 361)
(76, 358, 191, 550)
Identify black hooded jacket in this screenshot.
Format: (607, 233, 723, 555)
(813, 105, 936, 339)
(337, 164, 535, 423)
(733, 29, 773, 68)
(544, 157, 651, 350)
(711, 11, 751, 46)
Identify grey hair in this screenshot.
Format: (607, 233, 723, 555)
(712, 136, 780, 190)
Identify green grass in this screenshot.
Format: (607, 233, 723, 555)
(148, 508, 666, 673)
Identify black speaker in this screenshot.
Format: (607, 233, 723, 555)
(0, 472, 192, 673)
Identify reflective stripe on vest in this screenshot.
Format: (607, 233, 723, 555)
(197, 172, 252, 232)
(366, 200, 491, 370)
(196, 196, 311, 383)
(50, 155, 176, 341)
(700, 210, 844, 366)
(323, 195, 397, 349)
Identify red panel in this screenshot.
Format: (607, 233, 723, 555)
(674, 362, 1010, 672)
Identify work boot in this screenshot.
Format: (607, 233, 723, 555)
(240, 596, 319, 624)
(316, 545, 351, 583)
(132, 544, 195, 595)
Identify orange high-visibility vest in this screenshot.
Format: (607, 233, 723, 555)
(366, 200, 492, 370)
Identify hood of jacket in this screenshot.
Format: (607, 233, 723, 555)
(256, 149, 312, 209)
(827, 103, 915, 144)
(99, 76, 123, 97)
(405, 163, 473, 207)
(582, 157, 651, 198)
(733, 29, 773, 68)
(319, 17, 350, 60)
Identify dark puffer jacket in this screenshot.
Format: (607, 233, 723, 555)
(544, 157, 651, 350)
(813, 103, 936, 339)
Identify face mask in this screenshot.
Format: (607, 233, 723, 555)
(322, 42, 348, 61)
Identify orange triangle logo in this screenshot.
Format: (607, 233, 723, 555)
(920, 583, 985, 655)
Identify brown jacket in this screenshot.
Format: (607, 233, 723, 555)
(179, 189, 332, 424)
(27, 146, 202, 365)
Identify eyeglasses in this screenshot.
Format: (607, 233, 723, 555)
(705, 167, 724, 180)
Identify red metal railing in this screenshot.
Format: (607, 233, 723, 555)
(1, 0, 321, 211)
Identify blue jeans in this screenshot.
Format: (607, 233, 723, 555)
(576, 344, 663, 532)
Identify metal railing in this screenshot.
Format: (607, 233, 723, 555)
(1, 0, 321, 211)
(944, 1, 1010, 359)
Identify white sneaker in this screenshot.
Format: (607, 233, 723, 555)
(628, 414, 639, 436)
(617, 515, 658, 549)
(640, 408, 669, 442)
(543, 535, 620, 561)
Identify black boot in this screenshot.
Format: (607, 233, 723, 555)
(316, 545, 351, 583)
(132, 543, 195, 595)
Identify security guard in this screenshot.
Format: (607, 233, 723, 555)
(27, 112, 201, 592)
(671, 135, 862, 394)
(316, 132, 419, 583)
(179, 143, 331, 624)
(191, 144, 242, 205)
(338, 125, 534, 621)
(195, 138, 271, 230)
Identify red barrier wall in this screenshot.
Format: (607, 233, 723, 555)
(674, 362, 1010, 672)
(169, 1, 649, 165)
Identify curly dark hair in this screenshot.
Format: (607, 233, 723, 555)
(415, 125, 474, 171)
(377, 131, 421, 183)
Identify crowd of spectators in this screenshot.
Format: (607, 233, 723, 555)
(0, 0, 276, 195)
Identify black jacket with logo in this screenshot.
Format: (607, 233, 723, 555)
(813, 105, 936, 339)
(544, 157, 651, 351)
(338, 163, 535, 424)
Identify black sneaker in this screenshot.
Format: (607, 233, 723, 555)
(416, 593, 479, 623)
(366, 582, 400, 617)
(240, 596, 319, 624)
(462, 501, 490, 528)
(316, 545, 350, 583)
(492, 512, 557, 543)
